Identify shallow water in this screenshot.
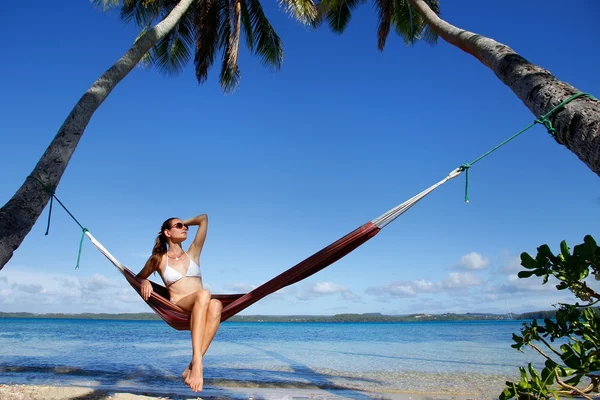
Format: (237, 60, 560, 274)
(0, 319, 543, 397)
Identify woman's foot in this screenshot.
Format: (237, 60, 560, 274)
(181, 362, 192, 380)
(184, 359, 204, 392)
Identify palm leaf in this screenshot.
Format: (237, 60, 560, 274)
(279, 0, 318, 26)
(391, 0, 421, 45)
(90, 0, 121, 12)
(420, 0, 439, 44)
(375, 0, 393, 50)
(194, 0, 222, 83)
(121, 0, 162, 26)
(320, 0, 366, 33)
(152, 29, 193, 75)
(245, 0, 283, 68)
(150, 7, 196, 75)
(218, 0, 242, 91)
(238, 0, 255, 51)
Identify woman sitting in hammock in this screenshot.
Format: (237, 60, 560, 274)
(137, 214, 221, 393)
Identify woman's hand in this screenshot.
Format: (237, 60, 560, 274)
(140, 279, 153, 300)
(183, 214, 207, 227)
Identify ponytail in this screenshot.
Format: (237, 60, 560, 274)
(144, 217, 176, 272)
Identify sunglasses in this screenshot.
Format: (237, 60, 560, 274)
(170, 222, 189, 230)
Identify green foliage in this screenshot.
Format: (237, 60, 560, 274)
(93, 0, 315, 92)
(317, 0, 439, 50)
(502, 235, 600, 399)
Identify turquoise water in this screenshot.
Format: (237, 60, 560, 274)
(0, 319, 543, 397)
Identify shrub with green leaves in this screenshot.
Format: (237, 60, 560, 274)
(501, 235, 600, 400)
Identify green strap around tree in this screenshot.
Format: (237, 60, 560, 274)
(27, 175, 88, 270)
(458, 92, 597, 202)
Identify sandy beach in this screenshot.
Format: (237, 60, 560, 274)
(0, 384, 487, 400)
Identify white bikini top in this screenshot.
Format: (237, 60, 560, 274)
(162, 252, 202, 287)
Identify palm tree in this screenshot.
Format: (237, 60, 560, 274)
(0, 0, 316, 270)
(318, 0, 600, 177)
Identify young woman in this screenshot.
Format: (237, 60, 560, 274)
(137, 214, 222, 392)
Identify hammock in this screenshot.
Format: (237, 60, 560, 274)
(85, 168, 462, 330)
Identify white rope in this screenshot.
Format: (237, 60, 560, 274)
(85, 231, 126, 273)
(371, 168, 463, 229)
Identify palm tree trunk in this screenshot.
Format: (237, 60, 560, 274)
(408, 0, 600, 177)
(0, 0, 196, 270)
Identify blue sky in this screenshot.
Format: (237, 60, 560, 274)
(1, 1, 599, 316)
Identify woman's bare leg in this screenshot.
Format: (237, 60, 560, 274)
(182, 299, 222, 380)
(201, 299, 223, 354)
(176, 290, 211, 392)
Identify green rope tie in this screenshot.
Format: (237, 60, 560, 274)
(27, 176, 88, 270)
(459, 163, 471, 203)
(28, 175, 56, 235)
(459, 92, 597, 202)
(534, 92, 597, 137)
(76, 228, 89, 270)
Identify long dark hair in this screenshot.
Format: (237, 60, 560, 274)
(144, 218, 177, 272)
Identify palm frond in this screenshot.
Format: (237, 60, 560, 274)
(126, 2, 195, 75)
(421, 0, 439, 44)
(121, 0, 163, 26)
(194, 0, 222, 83)
(375, 0, 393, 50)
(156, 6, 196, 75)
(245, 0, 283, 68)
(91, 0, 121, 12)
(313, 5, 326, 28)
(239, 0, 255, 51)
(320, 0, 366, 33)
(152, 30, 193, 75)
(219, 39, 242, 92)
(218, 0, 242, 91)
(391, 0, 423, 45)
(279, 0, 318, 27)
(130, 4, 161, 67)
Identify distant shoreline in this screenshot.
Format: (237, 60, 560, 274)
(0, 311, 555, 322)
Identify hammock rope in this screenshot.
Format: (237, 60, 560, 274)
(26, 91, 596, 329)
(457, 92, 597, 202)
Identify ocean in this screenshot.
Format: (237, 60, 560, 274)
(0, 318, 543, 398)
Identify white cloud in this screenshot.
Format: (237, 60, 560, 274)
(11, 283, 45, 294)
(441, 272, 481, 289)
(366, 283, 416, 298)
(500, 256, 523, 273)
(488, 274, 558, 295)
(83, 274, 114, 292)
(456, 252, 489, 270)
(223, 282, 257, 293)
(0, 288, 14, 304)
(0, 268, 149, 314)
(366, 279, 438, 299)
(0, 276, 8, 284)
(296, 282, 360, 301)
(367, 273, 481, 301)
(311, 282, 347, 295)
(413, 279, 436, 292)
